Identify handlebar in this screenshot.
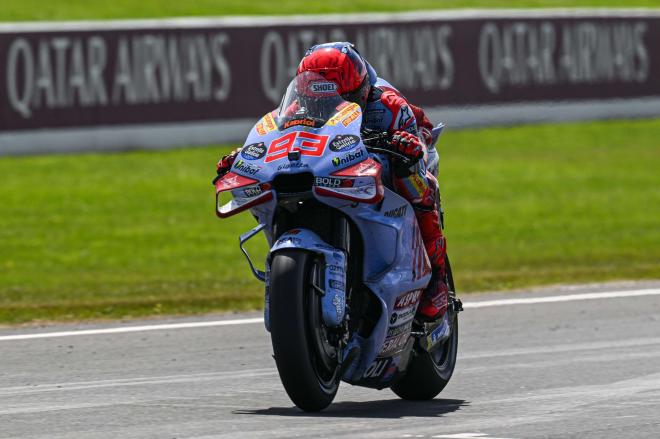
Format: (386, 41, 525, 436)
(361, 130, 413, 165)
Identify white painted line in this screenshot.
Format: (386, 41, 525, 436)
(0, 288, 658, 342)
(0, 368, 276, 397)
(0, 317, 263, 341)
(463, 288, 660, 309)
(1, 9, 658, 33)
(432, 434, 517, 439)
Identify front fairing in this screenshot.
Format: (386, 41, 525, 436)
(233, 103, 367, 184)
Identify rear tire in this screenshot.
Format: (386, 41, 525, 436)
(270, 250, 340, 411)
(391, 256, 459, 400)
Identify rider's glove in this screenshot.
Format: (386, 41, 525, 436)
(388, 131, 424, 163)
(213, 148, 241, 184)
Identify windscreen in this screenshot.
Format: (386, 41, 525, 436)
(276, 71, 349, 129)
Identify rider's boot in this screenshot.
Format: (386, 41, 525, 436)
(414, 207, 449, 322)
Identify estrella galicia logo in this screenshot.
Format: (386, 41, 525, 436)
(234, 160, 260, 175)
(241, 142, 267, 160)
(329, 135, 360, 152)
(332, 149, 364, 167)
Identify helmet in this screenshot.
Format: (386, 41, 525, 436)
(297, 42, 374, 109)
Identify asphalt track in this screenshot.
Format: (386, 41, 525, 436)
(1, 281, 660, 439)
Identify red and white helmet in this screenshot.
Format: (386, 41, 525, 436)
(297, 42, 375, 109)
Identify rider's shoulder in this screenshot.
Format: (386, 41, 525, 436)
(370, 79, 410, 109)
(366, 79, 416, 133)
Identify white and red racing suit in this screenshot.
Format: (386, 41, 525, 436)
(363, 78, 448, 316)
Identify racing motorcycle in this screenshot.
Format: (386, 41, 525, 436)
(214, 71, 462, 411)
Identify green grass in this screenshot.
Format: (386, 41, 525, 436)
(444, 120, 660, 291)
(1, 0, 659, 21)
(1, 119, 659, 324)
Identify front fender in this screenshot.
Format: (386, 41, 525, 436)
(270, 229, 347, 328)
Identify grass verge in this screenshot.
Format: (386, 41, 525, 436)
(1, 118, 659, 324)
(1, 1, 659, 21)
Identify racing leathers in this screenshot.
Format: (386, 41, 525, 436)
(363, 79, 448, 320)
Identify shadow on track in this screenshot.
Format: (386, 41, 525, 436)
(233, 398, 468, 418)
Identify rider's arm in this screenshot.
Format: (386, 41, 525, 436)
(378, 91, 424, 172)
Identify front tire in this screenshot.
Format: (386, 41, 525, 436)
(391, 256, 459, 400)
(269, 250, 340, 411)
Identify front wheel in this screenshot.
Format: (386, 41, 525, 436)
(269, 250, 341, 411)
(391, 256, 459, 400)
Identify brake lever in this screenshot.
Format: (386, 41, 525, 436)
(362, 131, 413, 165)
(364, 146, 412, 165)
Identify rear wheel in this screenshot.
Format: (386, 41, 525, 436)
(391, 256, 459, 400)
(269, 250, 341, 411)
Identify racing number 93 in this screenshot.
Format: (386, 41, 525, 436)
(265, 132, 329, 163)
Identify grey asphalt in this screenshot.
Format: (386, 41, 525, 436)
(1, 281, 660, 439)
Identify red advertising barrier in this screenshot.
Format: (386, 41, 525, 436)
(0, 10, 659, 152)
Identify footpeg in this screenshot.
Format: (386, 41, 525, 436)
(451, 296, 463, 313)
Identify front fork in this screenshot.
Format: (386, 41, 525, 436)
(239, 225, 348, 333)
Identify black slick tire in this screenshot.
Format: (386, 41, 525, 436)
(269, 249, 340, 411)
(391, 256, 459, 400)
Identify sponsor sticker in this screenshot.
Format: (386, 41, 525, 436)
(283, 118, 319, 129)
(380, 333, 410, 355)
(263, 112, 277, 132)
(390, 312, 398, 325)
(328, 264, 345, 274)
(243, 185, 263, 197)
(332, 294, 343, 318)
(363, 358, 391, 379)
(341, 109, 361, 127)
(315, 176, 343, 188)
(394, 290, 422, 310)
(329, 279, 345, 290)
(327, 103, 360, 126)
(256, 112, 277, 135)
(241, 142, 267, 160)
(366, 109, 385, 125)
(309, 81, 337, 94)
(387, 321, 412, 337)
(329, 135, 360, 152)
(277, 162, 309, 171)
(356, 160, 378, 174)
(233, 160, 260, 176)
(384, 205, 408, 218)
(409, 173, 426, 195)
(389, 306, 415, 327)
(331, 149, 364, 167)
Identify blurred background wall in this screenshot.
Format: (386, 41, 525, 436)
(2, 9, 659, 154)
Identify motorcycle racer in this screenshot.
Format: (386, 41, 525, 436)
(216, 42, 449, 323)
